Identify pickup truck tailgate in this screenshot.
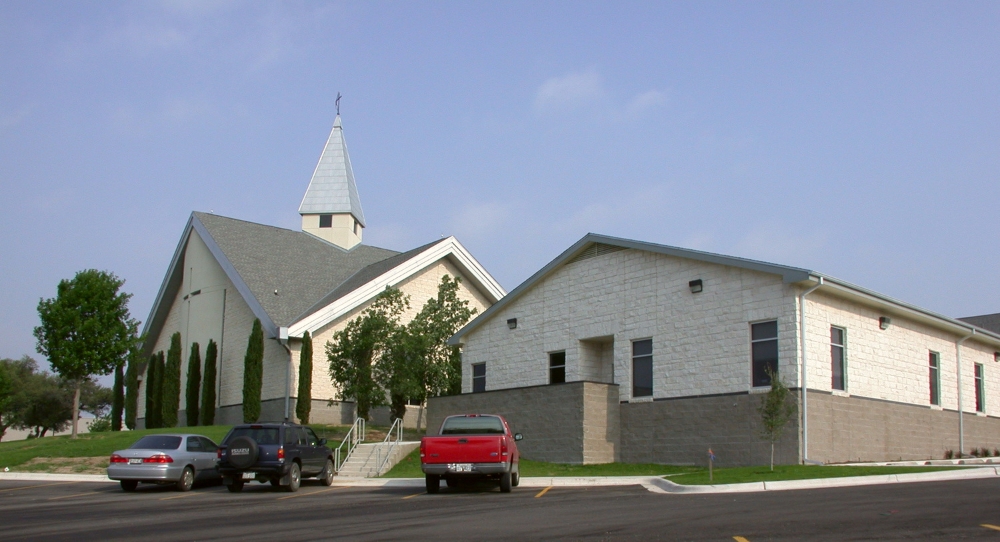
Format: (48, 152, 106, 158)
(423, 436, 502, 464)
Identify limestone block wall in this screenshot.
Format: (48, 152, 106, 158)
(427, 382, 620, 464)
(460, 247, 800, 403)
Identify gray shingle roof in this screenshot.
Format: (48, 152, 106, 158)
(297, 115, 366, 226)
(959, 313, 1000, 335)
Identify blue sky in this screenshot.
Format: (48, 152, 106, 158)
(2, 1, 998, 368)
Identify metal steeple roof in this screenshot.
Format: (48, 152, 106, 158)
(298, 115, 366, 227)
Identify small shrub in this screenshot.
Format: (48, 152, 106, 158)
(944, 450, 954, 459)
(88, 415, 112, 433)
(994, 448, 999, 457)
(980, 447, 991, 458)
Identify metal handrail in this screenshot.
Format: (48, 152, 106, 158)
(334, 418, 365, 472)
(374, 418, 403, 476)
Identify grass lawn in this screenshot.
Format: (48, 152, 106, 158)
(381, 448, 701, 478)
(668, 464, 959, 485)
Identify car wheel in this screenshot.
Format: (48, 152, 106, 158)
(319, 459, 335, 486)
(176, 467, 195, 492)
(499, 471, 512, 493)
(426, 474, 440, 494)
(512, 470, 520, 487)
(227, 480, 244, 493)
(284, 462, 301, 492)
(120, 480, 138, 492)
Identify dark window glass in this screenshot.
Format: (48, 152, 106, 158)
(131, 436, 182, 450)
(632, 339, 653, 397)
(441, 415, 506, 435)
(472, 363, 486, 393)
(929, 352, 941, 406)
(186, 437, 203, 452)
(305, 428, 320, 446)
(751, 321, 779, 387)
(975, 363, 985, 413)
(353, 220, 359, 235)
(225, 427, 280, 445)
(284, 428, 299, 445)
(200, 437, 218, 451)
(831, 327, 846, 391)
(549, 352, 566, 384)
(319, 214, 332, 228)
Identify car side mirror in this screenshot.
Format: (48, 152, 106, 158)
(514, 433, 523, 441)
(318, 438, 327, 446)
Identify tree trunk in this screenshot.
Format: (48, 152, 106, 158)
(71, 381, 81, 439)
(770, 441, 775, 471)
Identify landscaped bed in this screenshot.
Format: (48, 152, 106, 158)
(666, 464, 961, 485)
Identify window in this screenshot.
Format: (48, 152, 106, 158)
(975, 363, 985, 413)
(632, 339, 653, 398)
(549, 351, 566, 384)
(751, 321, 779, 387)
(831, 327, 846, 391)
(319, 214, 332, 228)
(929, 351, 941, 406)
(471, 363, 486, 393)
(353, 219, 359, 235)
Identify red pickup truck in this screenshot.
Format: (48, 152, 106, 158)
(420, 414, 523, 493)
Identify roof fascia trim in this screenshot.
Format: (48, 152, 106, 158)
(140, 214, 195, 355)
(288, 237, 505, 337)
(190, 216, 279, 338)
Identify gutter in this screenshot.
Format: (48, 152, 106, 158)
(798, 276, 823, 464)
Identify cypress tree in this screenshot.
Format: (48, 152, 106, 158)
(144, 354, 158, 429)
(242, 319, 264, 423)
(162, 333, 182, 427)
(111, 362, 124, 431)
(185, 342, 201, 426)
(125, 353, 139, 430)
(296, 331, 313, 424)
(201, 339, 217, 426)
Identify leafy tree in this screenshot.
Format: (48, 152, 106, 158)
(0, 363, 13, 440)
(79, 379, 113, 418)
(185, 342, 201, 426)
(162, 333, 182, 427)
(758, 368, 795, 471)
(22, 380, 72, 438)
(243, 319, 264, 423)
(34, 269, 139, 438)
(200, 339, 217, 426)
(0, 356, 39, 441)
(327, 287, 408, 421)
(124, 347, 141, 430)
(296, 331, 313, 424)
(111, 363, 124, 431)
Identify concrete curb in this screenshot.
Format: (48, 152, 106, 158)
(0, 472, 116, 483)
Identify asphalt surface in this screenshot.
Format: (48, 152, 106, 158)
(3, 477, 1000, 541)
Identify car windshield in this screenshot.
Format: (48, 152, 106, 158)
(225, 427, 280, 445)
(130, 436, 182, 450)
(440, 416, 505, 435)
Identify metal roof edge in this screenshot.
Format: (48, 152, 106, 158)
(141, 213, 195, 357)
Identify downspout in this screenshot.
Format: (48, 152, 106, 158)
(278, 327, 291, 421)
(956, 329, 975, 457)
(799, 276, 823, 464)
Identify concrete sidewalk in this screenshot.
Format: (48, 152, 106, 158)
(4, 466, 998, 494)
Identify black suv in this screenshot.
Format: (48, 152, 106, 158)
(217, 422, 334, 492)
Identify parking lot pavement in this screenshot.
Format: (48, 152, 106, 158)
(3, 478, 1000, 540)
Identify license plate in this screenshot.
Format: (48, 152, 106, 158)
(448, 463, 473, 472)
(128, 458, 142, 465)
(241, 472, 256, 480)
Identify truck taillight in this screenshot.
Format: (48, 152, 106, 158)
(419, 441, 425, 459)
(277, 446, 285, 460)
(501, 439, 508, 457)
(110, 454, 127, 463)
(143, 454, 173, 463)
(217, 448, 223, 459)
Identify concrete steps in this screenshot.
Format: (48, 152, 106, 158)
(336, 441, 419, 478)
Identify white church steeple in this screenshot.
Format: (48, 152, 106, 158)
(299, 112, 366, 249)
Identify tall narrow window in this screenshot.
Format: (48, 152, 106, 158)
(472, 363, 486, 393)
(831, 327, 846, 391)
(929, 352, 941, 406)
(549, 352, 566, 384)
(632, 339, 653, 398)
(751, 321, 779, 387)
(975, 363, 985, 413)
(353, 219, 359, 235)
(319, 214, 332, 228)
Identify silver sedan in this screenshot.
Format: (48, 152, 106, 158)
(107, 434, 220, 492)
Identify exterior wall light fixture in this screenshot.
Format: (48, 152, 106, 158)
(689, 279, 703, 293)
(879, 316, 891, 330)
(507, 318, 517, 330)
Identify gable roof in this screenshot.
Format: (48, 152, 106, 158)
(298, 115, 366, 226)
(448, 233, 1000, 347)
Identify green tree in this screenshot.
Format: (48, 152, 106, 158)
(200, 339, 217, 426)
(124, 346, 141, 430)
(243, 319, 264, 423)
(79, 379, 113, 418)
(161, 333, 182, 427)
(34, 269, 139, 438)
(153, 351, 165, 427)
(296, 331, 313, 424)
(21, 374, 72, 438)
(0, 356, 40, 441)
(758, 368, 795, 471)
(144, 354, 159, 429)
(327, 287, 408, 421)
(185, 342, 202, 426)
(111, 363, 124, 431)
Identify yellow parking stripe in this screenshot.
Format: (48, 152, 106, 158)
(534, 486, 553, 498)
(276, 486, 347, 500)
(160, 492, 203, 501)
(402, 492, 424, 499)
(0, 481, 78, 493)
(48, 491, 100, 501)
(733, 537, 751, 542)
(982, 524, 1000, 532)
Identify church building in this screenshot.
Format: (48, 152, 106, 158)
(137, 115, 505, 428)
